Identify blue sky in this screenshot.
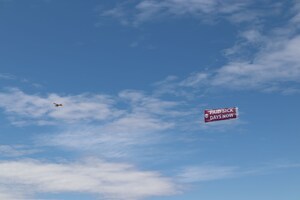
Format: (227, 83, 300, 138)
(0, 0, 300, 199)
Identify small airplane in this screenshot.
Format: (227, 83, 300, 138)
(53, 103, 63, 107)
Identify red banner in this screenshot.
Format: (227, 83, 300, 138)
(204, 107, 238, 123)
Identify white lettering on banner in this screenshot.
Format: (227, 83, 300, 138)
(208, 108, 234, 115)
(224, 108, 233, 113)
(222, 113, 234, 118)
(210, 114, 222, 120)
(209, 110, 220, 114)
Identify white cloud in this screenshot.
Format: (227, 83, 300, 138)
(226, 9, 263, 24)
(0, 88, 122, 125)
(0, 188, 27, 200)
(134, 0, 218, 24)
(101, 0, 253, 26)
(179, 73, 209, 87)
(0, 88, 188, 126)
(0, 88, 197, 158)
(41, 113, 173, 153)
(154, 1, 300, 94)
(0, 145, 40, 157)
(290, 0, 300, 26)
(2, 157, 297, 200)
(177, 162, 300, 184)
(100, 1, 300, 93)
(153, 76, 182, 96)
(39, 103, 179, 158)
(119, 90, 185, 117)
(224, 29, 265, 58)
(101, 2, 300, 95)
(101, 3, 130, 26)
(106, 112, 174, 133)
(0, 73, 15, 80)
(214, 1, 300, 92)
(0, 159, 178, 200)
(0, 89, 190, 158)
(178, 165, 238, 183)
(177, 33, 300, 92)
(101, 0, 286, 27)
(211, 35, 300, 90)
(240, 29, 263, 43)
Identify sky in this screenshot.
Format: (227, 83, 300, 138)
(0, 0, 300, 199)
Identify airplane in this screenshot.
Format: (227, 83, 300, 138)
(53, 103, 63, 107)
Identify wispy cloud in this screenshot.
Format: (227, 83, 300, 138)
(99, 0, 284, 26)
(177, 162, 300, 184)
(99, 1, 300, 94)
(133, 0, 252, 24)
(290, 0, 300, 26)
(0, 88, 190, 125)
(0, 88, 122, 125)
(212, 36, 300, 89)
(177, 165, 238, 183)
(0, 145, 40, 157)
(0, 73, 15, 80)
(159, 44, 300, 94)
(39, 114, 173, 158)
(0, 88, 195, 158)
(100, 2, 131, 26)
(153, 1, 300, 94)
(0, 159, 178, 200)
(0, 188, 26, 200)
(119, 90, 186, 117)
(0, 87, 244, 199)
(36, 91, 191, 158)
(205, 36, 300, 92)
(0, 159, 298, 199)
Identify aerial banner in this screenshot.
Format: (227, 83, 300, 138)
(204, 107, 238, 123)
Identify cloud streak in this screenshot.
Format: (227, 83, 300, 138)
(0, 88, 122, 125)
(0, 145, 40, 157)
(100, 0, 282, 26)
(0, 73, 15, 80)
(0, 88, 188, 125)
(0, 159, 178, 200)
(177, 165, 239, 183)
(153, 1, 300, 94)
(100, 1, 300, 94)
(177, 162, 300, 184)
(0, 88, 194, 158)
